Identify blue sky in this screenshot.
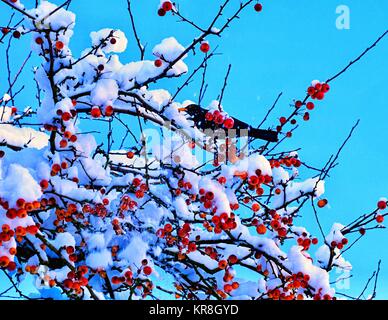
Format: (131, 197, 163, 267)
(1, 0, 388, 299)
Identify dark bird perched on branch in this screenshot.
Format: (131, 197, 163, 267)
(179, 104, 278, 142)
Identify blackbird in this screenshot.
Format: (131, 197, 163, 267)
(179, 104, 278, 142)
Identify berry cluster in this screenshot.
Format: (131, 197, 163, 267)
(210, 212, 237, 234)
(296, 233, 318, 251)
(307, 81, 330, 100)
(330, 237, 348, 250)
(119, 194, 138, 213)
(175, 179, 193, 197)
(63, 265, 89, 294)
(65, 245, 79, 263)
(267, 272, 311, 300)
(223, 267, 239, 294)
(158, 1, 173, 16)
(235, 169, 272, 198)
(204, 109, 235, 129)
(56, 100, 77, 123)
(269, 156, 301, 169)
(111, 268, 134, 285)
(81, 202, 108, 218)
(132, 177, 148, 199)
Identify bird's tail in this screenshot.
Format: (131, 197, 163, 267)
(248, 127, 278, 142)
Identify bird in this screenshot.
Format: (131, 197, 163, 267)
(178, 104, 278, 142)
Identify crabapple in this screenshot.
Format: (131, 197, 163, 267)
(91, 107, 101, 118)
(377, 200, 387, 210)
(162, 1, 173, 11)
(200, 42, 210, 53)
(254, 3, 263, 12)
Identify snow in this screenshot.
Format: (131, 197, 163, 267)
(86, 249, 113, 269)
(286, 246, 335, 296)
(90, 29, 128, 53)
(272, 177, 325, 209)
(51, 232, 76, 250)
(153, 37, 186, 62)
(27, 2, 76, 31)
(0, 106, 13, 122)
(117, 235, 149, 267)
(90, 78, 119, 106)
(0, 163, 42, 207)
(0, 124, 48, 149)
(325, 223, 346, 245)
(85, 233, 106, 251)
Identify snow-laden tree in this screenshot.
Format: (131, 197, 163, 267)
(0, 0, 387, 300)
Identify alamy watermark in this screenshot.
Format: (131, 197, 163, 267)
(336, 5, 350, 30)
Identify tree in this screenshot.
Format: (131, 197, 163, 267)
(0, 0, 387, 300)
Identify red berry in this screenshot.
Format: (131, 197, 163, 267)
(91, 107, 101, 118)
(16, 198, 25, 208)
(321, 83, 330, 93)
(7, 261, 16, 271)
(105, 105, 114, 116)
(59, 139, 68, 148)
(200, 42, 210, 53)
(154, 59, 163, 67)
(188, 243, 197, 252)
(55, 41, 64, 50)
(307, 86, 315, 96)
(63, 279, 73, 289)
(162, 1, 173, 11)
(251, 203, 260, 212)
(376, 215, 384, 224)
(256, 224, 266, 235)
(205, 112, 213, 121)
(295, 100, 303, 108)
(223, 118, 234, 129)
(13, 30, 21, 38)
(218, 260, 227, 269)
(317, 199, 328, 208)
(228, 255, 238, 265)
(158, 8, 166, 16)
(143, 266, 152, 275)
(35, 37, 43, 45)
(40, 179, 49, 190)
(306, 102, 314, 110)
(61, 112, 71, 121)
(254, 3, 263, 12)
(316, 91, 325, 100)
(377, 200, 387, 210)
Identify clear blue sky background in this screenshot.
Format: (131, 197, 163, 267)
(0, 0, 387, 299)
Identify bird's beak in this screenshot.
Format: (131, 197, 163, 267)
(178, 107, 187, 112)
